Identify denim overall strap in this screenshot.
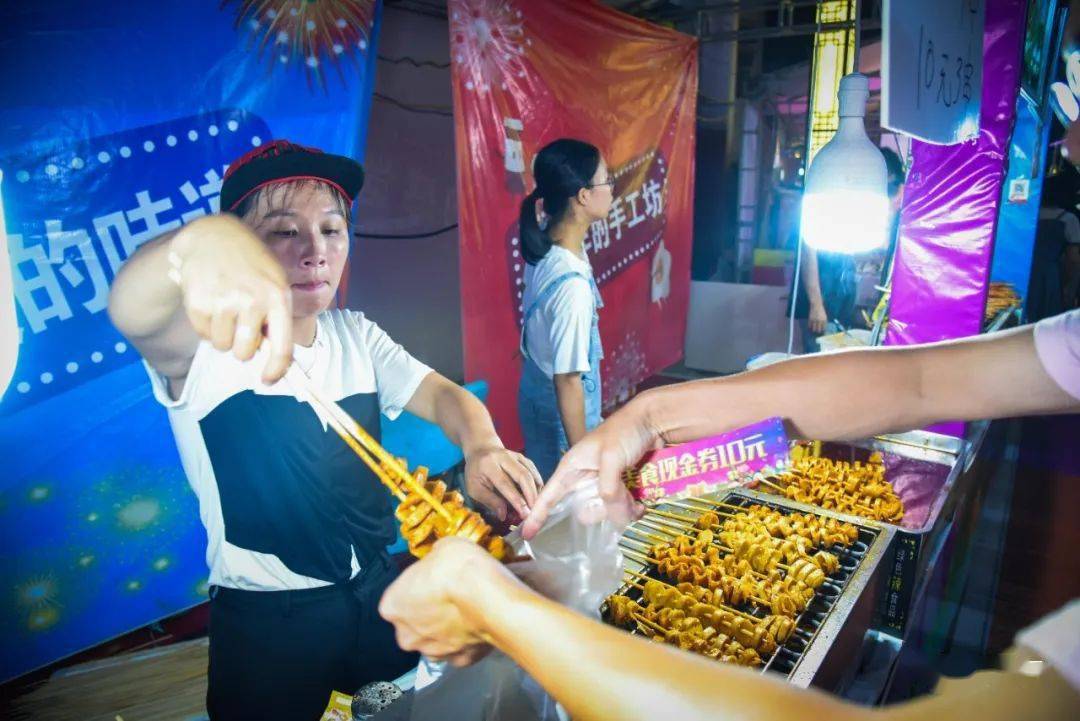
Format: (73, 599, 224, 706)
(519, 271, 591, 361)
(582, 276, 604, 427)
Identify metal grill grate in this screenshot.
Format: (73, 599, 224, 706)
(606, 492, 880, 680)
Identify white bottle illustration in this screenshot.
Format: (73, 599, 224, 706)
(504, 117, 526, 196)
(0, 170, 20, 399)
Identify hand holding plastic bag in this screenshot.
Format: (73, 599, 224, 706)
(378, 482, 628, 720)
(521, 403, 659, 540)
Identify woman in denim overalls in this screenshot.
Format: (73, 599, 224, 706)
(517, 139, 614, 481)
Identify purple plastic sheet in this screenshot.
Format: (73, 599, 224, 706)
(885, 0, 1026, 436)
(886, 0, 1024, 345)
(882, 454, 952, 530)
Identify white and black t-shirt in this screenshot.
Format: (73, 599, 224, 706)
(146, 309, 432, 592)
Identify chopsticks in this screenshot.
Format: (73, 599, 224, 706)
(284, 365, 454, 522)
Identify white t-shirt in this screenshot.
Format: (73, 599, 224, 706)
(521, 245, 596, 378)
(145, 309, 432, 591)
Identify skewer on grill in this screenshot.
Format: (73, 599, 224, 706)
(618, 580, 788, 655)
(755, 477, 789, 494)
(622, 570, 813, 645)
(622, 531, 819, 613)
(670, 499, 859, 547)
(623, 571, 759, 622)
(621, 543, 813, 619)
(609, 596, 765, 666)
(629, 520, 829, 589)
(759, 452, 905, 523)
(623, 571, 808, 640)
(676, 498, 860, 541)
(619, 543, 808, 617)
(768, 474, 880, 516)
(641, 514, 843, 578)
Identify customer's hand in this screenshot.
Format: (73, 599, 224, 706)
(521, 395, 659, 539)
(379, 537, 520, 666)
(171, 215, 294, 383)
(464, 445, 543, 523)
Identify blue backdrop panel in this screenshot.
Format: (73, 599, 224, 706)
(0, 0, 382, 682)
(991, 99, 1052, 307)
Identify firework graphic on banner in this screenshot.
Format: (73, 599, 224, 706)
(225, 0, 376, 90)
(603, 331, 649, 410)
(450, 0, 528, 94)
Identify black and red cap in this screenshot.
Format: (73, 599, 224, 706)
(220, 140, 365, 213)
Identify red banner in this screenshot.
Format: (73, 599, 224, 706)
(451, 0, 698, 447)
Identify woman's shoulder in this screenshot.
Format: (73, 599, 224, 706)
(321, 307, 364, 329)
(533, 247, 590, 282)
(318, 308, 381, 345)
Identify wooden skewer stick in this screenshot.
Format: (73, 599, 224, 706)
(648, 509, 700, 526)
(755, 477, 789, 494)
(679, 497, 777, 515)
(317, 403, 407, 502)
(620, 536, 654, 552)
(679, 496, 720, 506)
(624, 525, 680, 547)
(634, 618, 659, 637)
(630, 525, 683, 544)
(663, 501, 780, 527)
(666, 498, 718, 513)
(620, 545, 662, 564)
(666, 499, 758, 518)
(290, 367, 453, 523)
(633, 613, 669, 636)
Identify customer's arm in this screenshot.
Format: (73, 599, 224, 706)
(647, 323, 1074, 447)
(381, 539, 1078, 721)
(523, 322, 1078, 537)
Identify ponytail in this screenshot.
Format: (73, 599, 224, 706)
(518, 138, 601, 265)
(519, 188, 552, 265)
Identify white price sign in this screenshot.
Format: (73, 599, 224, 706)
(882, 0, 985, 145)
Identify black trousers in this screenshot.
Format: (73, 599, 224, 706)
(206, 554, 418, 720)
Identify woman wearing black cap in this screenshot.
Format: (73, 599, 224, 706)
(107, 140, 542, 720)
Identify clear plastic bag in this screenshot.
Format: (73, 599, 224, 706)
(402, 481, 627, 721)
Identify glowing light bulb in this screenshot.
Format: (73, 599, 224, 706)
(800, 73, 889, 254)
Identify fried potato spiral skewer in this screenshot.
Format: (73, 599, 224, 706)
(392, 468, 507, 560)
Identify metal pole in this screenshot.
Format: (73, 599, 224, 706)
(853, 0, 862, 67)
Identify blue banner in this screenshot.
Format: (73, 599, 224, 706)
(991, 99, 1052, 309)
(0, 0, 382, 681)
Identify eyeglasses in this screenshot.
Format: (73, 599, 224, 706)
(586, 176, 616, 189)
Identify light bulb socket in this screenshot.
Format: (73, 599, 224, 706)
(838, 73, 870, 118)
